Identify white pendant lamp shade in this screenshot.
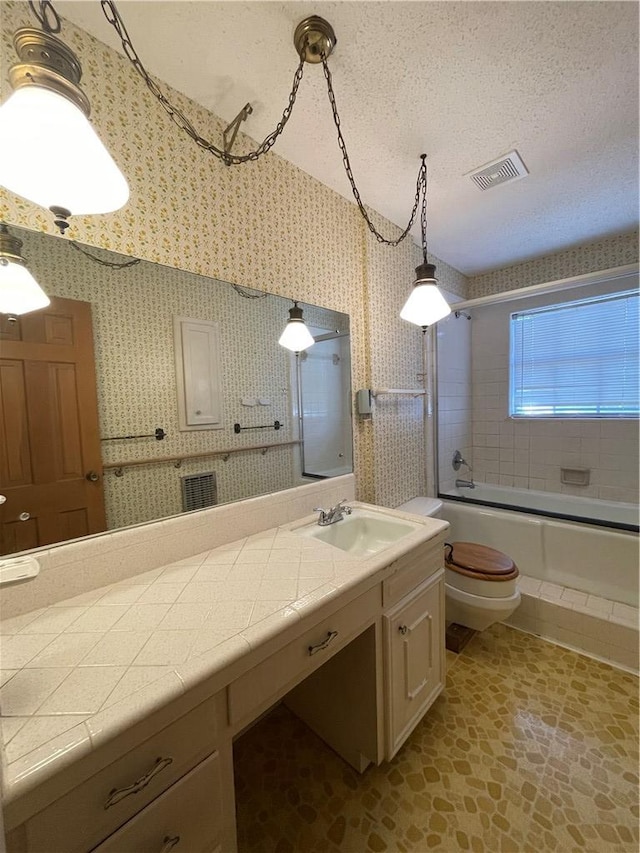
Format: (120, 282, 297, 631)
(400, 263, 451, 327)
(0, 258, 50, 315)
(278, 302, 315, 352)
(0, 27, 129, 227)
(0, 86, 129, 217)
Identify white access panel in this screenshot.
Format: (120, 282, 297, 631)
(174, 316, 223, 430)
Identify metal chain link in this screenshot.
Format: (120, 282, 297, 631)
(230, 284, 268, 299)
(321, 55, 425, 247)
(69, 241, 141, 268)
(29, 0, 61, 33)
(100, 0, 426, 248)
(100, 0, 307, 165)
(420, 160, 429, 262)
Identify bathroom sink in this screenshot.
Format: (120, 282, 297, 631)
(293, 507, 423, 557)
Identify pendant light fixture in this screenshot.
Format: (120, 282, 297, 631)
(0, 5, 129, 233)
(0, 224, 50, 315)
(400, 155, 451, 328)
(278, 302, 315, 353)
(99, 5, 450, 323)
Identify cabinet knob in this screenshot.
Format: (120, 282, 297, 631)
(86, 471, 100, 482)
(18, 511, 31, 522)
(398, 625, 408, 635)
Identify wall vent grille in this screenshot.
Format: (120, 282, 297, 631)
(181, 472, 217, 512)
(468, 150, 529, 191)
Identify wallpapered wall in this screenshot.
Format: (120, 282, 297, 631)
(17, 228, 349, 530)
(0, 2, 467, 516)
(468, 232, 638, 298)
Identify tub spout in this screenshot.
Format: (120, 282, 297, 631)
(455, 478, 476, 490)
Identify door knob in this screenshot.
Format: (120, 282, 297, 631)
(85, 471, 100, 482)
(18, 511, 30, 522)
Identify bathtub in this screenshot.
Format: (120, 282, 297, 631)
(439, 488, 638, 607)
(442, 483, 638, 530)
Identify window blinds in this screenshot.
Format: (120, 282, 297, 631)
(510, 290, 639, 417)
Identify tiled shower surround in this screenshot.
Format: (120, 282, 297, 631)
(438, 269, 639, 505)
(469, 285, 639, 504)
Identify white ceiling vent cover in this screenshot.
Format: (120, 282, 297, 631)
(468, 150, 529, 191)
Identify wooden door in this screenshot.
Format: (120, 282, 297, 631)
(0, 297, 106, 554)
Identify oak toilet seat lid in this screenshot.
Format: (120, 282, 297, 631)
(444, 541, 519, 581)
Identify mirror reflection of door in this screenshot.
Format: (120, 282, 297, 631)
(0, 297, 106, 555)
(296, 331, 352, 479)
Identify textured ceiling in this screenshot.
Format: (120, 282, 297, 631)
(55, 1, 639, 275)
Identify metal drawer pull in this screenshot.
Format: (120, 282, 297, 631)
(308, 630, 338, 656)
(161, 836, 180, 852)
(104, 756, 173, 809)
(398, 625, 408, 635)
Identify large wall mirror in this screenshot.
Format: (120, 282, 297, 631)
(0, 226, 352, 556)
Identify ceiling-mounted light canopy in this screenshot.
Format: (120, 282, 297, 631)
(400, 262, 452, 327)
(0, 27, 129, 232)
(0, 224, 50, 315)
(278, 301, 315, 353)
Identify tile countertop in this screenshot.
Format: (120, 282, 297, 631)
(0, 503, 448, 807)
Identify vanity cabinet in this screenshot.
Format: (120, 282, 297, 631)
(9, 693, 230, 853)
(3, 523, 448, 853)
(381, 535, 446, 760)
(90, 753, 222, 853)
(384, 569, 445, 759)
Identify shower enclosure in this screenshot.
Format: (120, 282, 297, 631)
(291, 329, 353, 481)
(435, 264, 639, 532)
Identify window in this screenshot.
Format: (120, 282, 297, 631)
(509, 290, 639, 418)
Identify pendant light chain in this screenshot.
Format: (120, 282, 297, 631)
(321, 56, 425, 247)
(28, 0, 61, 34)
(99, 1, 426, 246)
(100, 0, 307, 166)
(420, 157, 429, 262)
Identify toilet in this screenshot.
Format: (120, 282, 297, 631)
(397, 497, 521, 632)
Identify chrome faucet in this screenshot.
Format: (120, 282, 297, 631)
(455, 478, 476, 490)
(313, 499, 353, 526)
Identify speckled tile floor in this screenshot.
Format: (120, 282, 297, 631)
(234, 624, 639, 853)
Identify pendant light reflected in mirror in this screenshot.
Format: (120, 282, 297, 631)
(0, 224, 50, 315)
(278, 301, 315, 353)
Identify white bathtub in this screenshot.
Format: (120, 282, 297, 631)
(440, 489, 639, 607)
(443, 483, 638, 529)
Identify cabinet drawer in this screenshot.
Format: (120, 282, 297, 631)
(25, 695, 218, 853)
(91, 752, 222, 853)
(229, 586, 380, 728)
(383, 535, 443, 608)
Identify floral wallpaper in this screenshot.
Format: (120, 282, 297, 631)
(15, 228, 351, 530)
(469, 231, 638, 298)
(0, 1, 464, 516)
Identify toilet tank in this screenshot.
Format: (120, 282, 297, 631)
(397, 497, 443, 517)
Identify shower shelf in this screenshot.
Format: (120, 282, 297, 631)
(103, 440, 301, 477)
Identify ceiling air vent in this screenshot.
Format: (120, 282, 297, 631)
(468, 150, 529, 191)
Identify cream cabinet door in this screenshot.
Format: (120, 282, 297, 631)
(384, 568, 445, 759)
